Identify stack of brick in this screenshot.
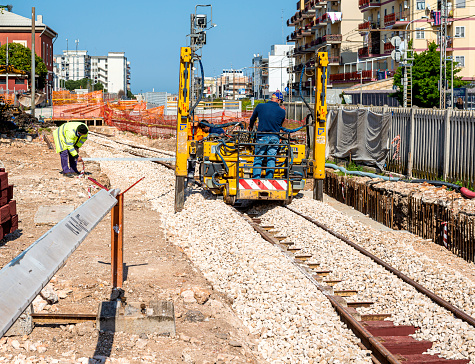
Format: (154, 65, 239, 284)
(0, 168, 17, 239)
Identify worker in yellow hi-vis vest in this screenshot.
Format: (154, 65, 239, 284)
(53, 122, 89, 177)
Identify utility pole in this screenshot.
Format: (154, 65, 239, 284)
(439, 0, 448, 108)
(232, 68, 235, 100)
(31, 7, 35, 118)
(6, 37, 8, 94)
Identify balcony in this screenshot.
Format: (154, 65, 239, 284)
(384, 13, 396, 27)
(389, 10, 411, 28)
(358, 0, 381, 11)
(384, 42, 395, 54)
(328, 56, 340, 65)
(358, 21, 372, 31)
(358, 46, 369, 58)
(323, 34, 342, 44)
(329, 70, 376, 83)
(314, 0, 326, 8)
(314, 13, 328, 27)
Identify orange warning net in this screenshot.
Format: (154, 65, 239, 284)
(52, 91, 104, 120)
(1, 94, 15, 105)
(52, 92, 307, 140)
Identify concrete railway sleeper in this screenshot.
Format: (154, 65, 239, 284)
(83, 133, 475, 363)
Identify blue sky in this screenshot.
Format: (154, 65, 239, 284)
(14, 1, 296, 94)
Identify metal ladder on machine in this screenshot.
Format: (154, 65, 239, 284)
(406, 64, 413, 108)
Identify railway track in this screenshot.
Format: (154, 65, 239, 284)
(83, 134, 475, 363)
(236, 204, 473, 364)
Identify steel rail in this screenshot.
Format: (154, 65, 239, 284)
(31, 313, 96, 324)
(88, 132, 175, 157)
(286, 205, 475, 328)
(241, 213, 401, 364)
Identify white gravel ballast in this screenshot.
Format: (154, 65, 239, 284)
(85, 139, 371, 363)
(84, 137, 475, 363)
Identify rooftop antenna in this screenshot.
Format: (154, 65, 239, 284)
(282, 9, 284, 44)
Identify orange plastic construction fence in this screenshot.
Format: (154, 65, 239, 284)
(52, 91, 104, 120)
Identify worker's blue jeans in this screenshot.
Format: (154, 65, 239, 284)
(252, 134, 280, 179)
(59, 150, 79, 174)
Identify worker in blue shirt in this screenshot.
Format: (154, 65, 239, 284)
(198, 120, 225, 136)
(248, 91, 286, 179)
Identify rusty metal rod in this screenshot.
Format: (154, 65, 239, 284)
(286, 205, 475, 328)
(111, 193, 124, 288)
(31, 313, 96, 324)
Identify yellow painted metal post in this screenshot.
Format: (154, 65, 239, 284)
(175, 47, 192, 212)
(313, 52, 328, 201)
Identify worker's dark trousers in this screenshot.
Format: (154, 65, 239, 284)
(59, 150, 79, 174)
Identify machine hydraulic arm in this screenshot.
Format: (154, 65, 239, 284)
(175, 47, 192, 212)
(312, 52, 328, 201)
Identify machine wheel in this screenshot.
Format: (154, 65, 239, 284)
(175, 176, 185, 212)
(224, 194, 236, 205)
(224, 185, 236, 205)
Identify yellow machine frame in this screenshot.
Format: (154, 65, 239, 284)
(174, 50, 329, 211)
(174, 47, 192, 212)
(312, 52, 328, 201)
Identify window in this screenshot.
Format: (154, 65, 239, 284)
(13, 40, 27, 47)
(0, 79, 6, 84)
(455, 26, 465, 37)
(455, 55, 465, 67)
(15, 79, 24, 85)
(416, 28, 425, 39)
(417, 0, 425, 9)
(384, 8, 387, 16)
(456, 0, 465, 7)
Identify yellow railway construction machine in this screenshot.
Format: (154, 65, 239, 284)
(174, 34, 328, 212)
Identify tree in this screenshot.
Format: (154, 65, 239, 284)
(0, 42, 48, 89)
(63, 78, 104, 92)
(127, 90, 135, 99)
(391, 42, 467, 108)
(118, 89, 126, 99)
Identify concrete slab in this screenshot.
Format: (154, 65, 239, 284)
(34, 205, 75, 225)
(97, 300, 175, 336)
(4, 305, 33, 337)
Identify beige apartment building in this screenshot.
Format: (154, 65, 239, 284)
(287, 0, 363, 94)
(358, 0, 475, 83)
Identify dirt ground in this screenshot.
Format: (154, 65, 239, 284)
(0, 132, 264, 364)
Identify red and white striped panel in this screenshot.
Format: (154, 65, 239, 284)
(239, 179, 288, 191)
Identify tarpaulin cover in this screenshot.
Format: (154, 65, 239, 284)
(326, 108, 391, 169)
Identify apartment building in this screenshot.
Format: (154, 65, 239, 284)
(287, 0, 363, 94)
(54, 51, 131, 94)
(53, 50, 91, 86)
(252, 45, 293, 99)
(216, 69, 252, 99)
(252, 54, 269, 99)
(0, 11, 57, 101)
(357, 0, 475, 84)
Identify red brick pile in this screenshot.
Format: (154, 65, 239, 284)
(0, 168, 17, 239)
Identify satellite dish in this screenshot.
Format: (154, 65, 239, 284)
(391, 50, 401, 62)
(391, 36, 401, 47)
